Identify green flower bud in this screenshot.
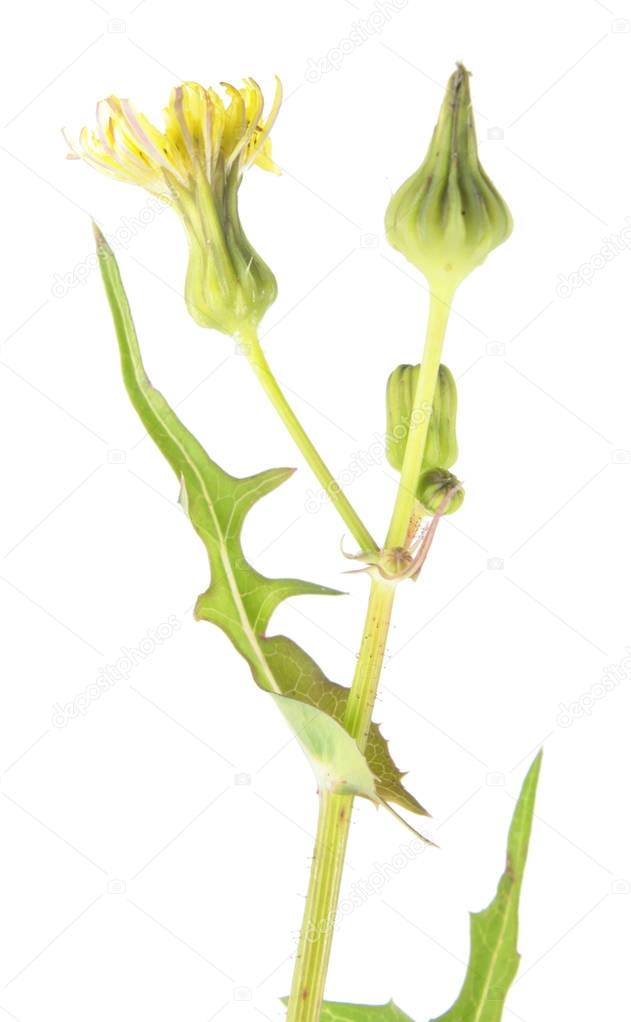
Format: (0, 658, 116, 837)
(183, 171, 278, 335)
(378, 546, 413, 579)
(385, 64, 512, 293)
(386, 362, 458, 473)
(417, 468, 464, 516)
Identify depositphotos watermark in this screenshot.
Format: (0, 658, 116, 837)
(556, 647, 630, 727)
(51, 615, 181, 727)
(305, 434, 388, 514)
(51, 196, 167, 299)
(304, 405, 430, 514)
(297, 838, 426, 944)
(305, 0, 408, 82)
(556, 216, 631, 298)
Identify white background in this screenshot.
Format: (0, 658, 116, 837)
(1, 1, 630, 1020)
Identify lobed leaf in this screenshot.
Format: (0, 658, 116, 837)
(94, 226, 426, 817)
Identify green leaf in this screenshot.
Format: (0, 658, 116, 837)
(319, 1000, 414, 1021)
(306, 753, 540, 1022)
(272, 694, 433, 845)
(281, 998, 413, 1021)
(272, 694, 379, 799)
(430, 751, 542, 1022)
(94, 226, 426, 817)
(262, 636, 427, 815)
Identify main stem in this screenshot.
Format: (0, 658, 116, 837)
(286, 286, 454, 1022)
(241, 329, 378, 554)
(286, 580, 395, 1021)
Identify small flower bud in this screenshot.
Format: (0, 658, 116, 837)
(385, 64, 512, 293)
(417, 468, 464, 516)
(386, 362, 458, 473)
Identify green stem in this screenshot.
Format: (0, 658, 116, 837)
(342, 580, 396, 745)
(286, 287, 455, 1022)
(286, 790, 352, 1020)
(241, 329, 378, 554)
(286, 580, 395, 1022)
(385, 288, 454, 548)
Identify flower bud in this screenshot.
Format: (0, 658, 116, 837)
(417, 468, 464, 515)
(386, 362, 458, 473)
(385, 64, 512, 293)
(182, 171, 278, 334)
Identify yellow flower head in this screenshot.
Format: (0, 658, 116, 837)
(66, 78, 283, 335)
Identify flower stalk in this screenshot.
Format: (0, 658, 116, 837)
(385, 288, 454, 548)
(240, 327, 378, 554)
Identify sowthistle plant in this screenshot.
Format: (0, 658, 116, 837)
(65, 63, 541, 1022)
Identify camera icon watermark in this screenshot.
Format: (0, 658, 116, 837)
(107, 449, 127, 465)
(233, 336, 256, 358)
(612, 878, 629, 894)
(234, 772, 251, 786)
(360, 233, 379, 250)
(486, 341, 505, 356)
(486, 771, 505, 787)
(611, 449, 631, 465)
(108, 878, 126, 895)
(487, 985, 505, 1002)
(611, 18, 631, 33)
(487, 557, 504, 571)
(107, 18, 126, 33)
(233, 986, 252, 1001)
(487, 126, 504, 141)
